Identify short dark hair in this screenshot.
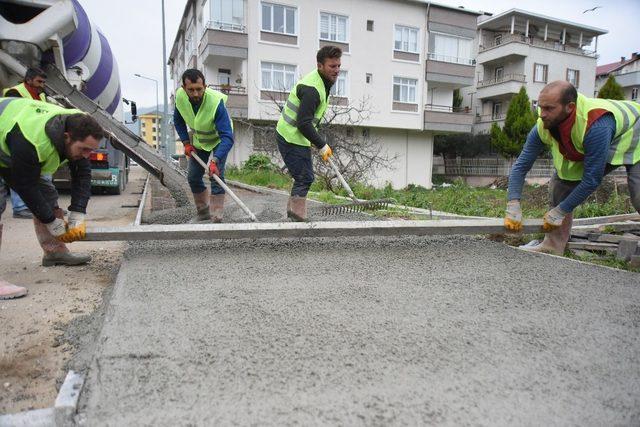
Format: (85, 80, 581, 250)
(25, 67, 46, 82)
(65, 113, 104, 141)
(182, 69, 205, 85)
(316, 45, 342, 64)
(560, 84, 578, 105)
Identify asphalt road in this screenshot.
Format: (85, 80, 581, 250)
(78, 232, 640, 426)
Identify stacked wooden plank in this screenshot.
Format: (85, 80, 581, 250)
(569, 214, 640, 268)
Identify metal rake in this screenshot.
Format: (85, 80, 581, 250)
(321, 157, 394, 216)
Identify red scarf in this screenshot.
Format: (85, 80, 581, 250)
(554, 107, 609, 161)
(24, 83, 42, 100)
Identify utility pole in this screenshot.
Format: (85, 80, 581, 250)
(134, 73, 160, 152)
(161, 0, 170, 160)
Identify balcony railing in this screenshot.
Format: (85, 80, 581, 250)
(424, 104, 471, 113)
(210, 84, 247, 95)
(475, 113, 506, 123)
(426, 52, 475, 66)
(479, 33, 597, 57)
(477, 73, 526, 88)
(205, 20, 245, 33)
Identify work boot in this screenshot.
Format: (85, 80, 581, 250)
(0, 225, 27, 300)
(193, 190, 211, 221)
(522, 213, 573, 256)
(287, 196, 307, 222)
(210, 194, 225, 223)
(42, 251, 91, 267)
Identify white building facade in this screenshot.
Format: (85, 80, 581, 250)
(595, 53, 640, 101)
(467, 9, 607, 134)
(168, 0, 482, 189)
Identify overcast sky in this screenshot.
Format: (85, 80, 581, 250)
(78, 0, 639, 109)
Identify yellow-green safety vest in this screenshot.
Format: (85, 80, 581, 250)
(276, 69, 328, 147)
(2, 82, 47, 102)
(175, 87, 228, 151)
(0, 97, 81, 174)
(537, 93, 640, 180)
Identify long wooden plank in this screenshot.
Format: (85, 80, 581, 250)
(84, 219, 543, 242)
(566, 241, 618, 252)
(573, 213, 640, 226)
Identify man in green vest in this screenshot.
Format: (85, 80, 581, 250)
(174, 69, 234, 223)
(3, 67, 48, 102)
(276, 45, 342, 221)
(0, 97, 104, 300)
(505, 80, 640, 255)
(3, 67, 49, 219)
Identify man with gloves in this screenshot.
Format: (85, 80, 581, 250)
(505, 80, 640, 254)
(0, 97, 103, 299)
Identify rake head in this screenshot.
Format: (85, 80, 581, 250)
(321, 198, 395, 216)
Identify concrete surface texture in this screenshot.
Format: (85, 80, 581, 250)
(80, 236, 640, 426)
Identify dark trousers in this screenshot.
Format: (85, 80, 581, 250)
(277, 139, 314, 197)
(187, 148, 227, 195)
(550, 162, 640, 212)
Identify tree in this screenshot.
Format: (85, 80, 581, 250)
(241, 88, 397, 193)
(597, 75, 625, 100)
(490, 86, 536, 158)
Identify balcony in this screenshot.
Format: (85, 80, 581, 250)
(476, 73, 526, 100)
(473, 113, 506, 134)
(199, 21, 248, 62)
(423, 104, 474, 133)
(425, 54, 475, 87)
(210, 84, 248, 118)
(478, 33, 597, 64)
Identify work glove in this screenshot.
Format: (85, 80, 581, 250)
(183, 142, 196, 157)
(45, 217, 67, 237)
(319, 144, 333, 162)
(542, 206, 567, 232)
(504, 200, 523, 232)
(208, 158, 220, 177)
(58, 211, 86, 243)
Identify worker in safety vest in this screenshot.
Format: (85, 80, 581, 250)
(276, 46, 342, 221)
(0, 98, 103, 300)
(505, 80, 640, 254)
(174, 69, 234, 223)
(3, 67, 50, 219)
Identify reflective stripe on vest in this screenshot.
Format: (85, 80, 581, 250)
(537, 94, 640, 180)
(0, 98, 80, 174)
(175, 87, 227, 151)
(276, 70, 328, 147)
(2, 82, 47, 102)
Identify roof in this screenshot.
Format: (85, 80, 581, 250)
(478, 8, 608, 35)
(597, 55, 640, 76)
(403, 0, 488, 16)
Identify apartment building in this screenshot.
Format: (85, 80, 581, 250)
(168, 0, 483, 189)
(595, 52, 640, 101)
(139, 113, 161, 149)
(468, 9, 607, 134)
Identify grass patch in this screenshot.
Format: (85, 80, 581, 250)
(565, 252, 640, 273)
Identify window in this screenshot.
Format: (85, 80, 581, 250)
(429, 32, 473, 65)
(567, 69, 580, 87)
(261, 2, 296, 35)
(366, 73, 372, 84)
(495, 67, 504, 81)
(320, 12, 348, 42)
(206, 0, 244, 31)
(218, 69, 231, 85)
(393, 77, 417, 103)
(261, 62, 296, 91)
(367, 20, 374, 31)
(394, 25, 418, 53)
(532, 100, 538, 110)
(493, 102, 502, 119)
(534, 63, 548, 83)
(494, 34, 502, 46)
(632, 88, 638, 101)
(185, 19, 196, 58)
(330, 71, 348, 97)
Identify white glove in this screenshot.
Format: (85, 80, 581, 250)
(68, 211, 86, 228)
(45, 218, 67, 237)
(543, 206, 567, 232)
(504, 200, 523, 231)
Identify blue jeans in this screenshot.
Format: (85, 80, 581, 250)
(277, 139, 314, 197)
(187, 148, 227, 195)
